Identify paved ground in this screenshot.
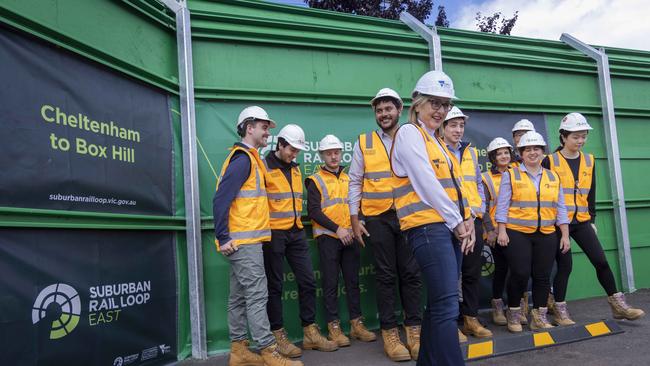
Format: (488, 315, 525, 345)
(178, 289, 650, 366)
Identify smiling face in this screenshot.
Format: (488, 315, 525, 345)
(495, 147, 512, 169)
(414, 96, 452, 131)
(276, 141, 300, 164)
(443, 118, 465, 146)
(521, 146, 545, 167)
(246, 120, 271, 148)
(563, 131, 589, 153)
(373, 99, 402, 132)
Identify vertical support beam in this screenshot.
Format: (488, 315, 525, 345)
(160, 0, 208, 359)
(560, 33, 636, 292)
(399, 12, 442, 71)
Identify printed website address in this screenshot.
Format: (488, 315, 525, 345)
(49, 193, 136, 206)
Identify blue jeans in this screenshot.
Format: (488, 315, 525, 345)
(407, 223, 464, 366)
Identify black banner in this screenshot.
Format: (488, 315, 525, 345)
(0, 229, 177, 366)
(0, 26, 173, 215)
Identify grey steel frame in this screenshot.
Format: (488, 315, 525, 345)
(160, 0, 208, 359)
(560, 33, 636, 292)
(399, 12, 443, 71)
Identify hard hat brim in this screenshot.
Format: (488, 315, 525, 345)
(288, 141, 308, 151)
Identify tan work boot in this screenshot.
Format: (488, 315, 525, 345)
(403, 325, 421, 360)
(519, 293, 529, 325)
(327, 320, 350, 347)
(551, 301, 576, 326)
(272, 328, 302, 358)
(608, 292, 646, 320)
(491, 298, 507, 326)
(506, 307, 523, 333)
(260, 344, 304, 366)
(229, 339, 264, 366)
(302, 323, 338, 352)
(463, 316, 493, 338)
(457, 328, 468, 343)
(530, 307, 554, 330)
(381, 328, 411, 362)
(350, 317, 377, 342)
(547, 292, 556, 311)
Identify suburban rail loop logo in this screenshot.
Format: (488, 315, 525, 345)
(32, 283, 81, 339)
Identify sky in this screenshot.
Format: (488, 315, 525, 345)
(268, 0, 650, 52)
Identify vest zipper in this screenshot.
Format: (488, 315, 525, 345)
(536, 190, 541, 232)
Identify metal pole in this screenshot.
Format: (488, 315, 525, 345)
(560, 33, 636, 292)
(399, 12, 442, 71)
(160, 0, 208, 358)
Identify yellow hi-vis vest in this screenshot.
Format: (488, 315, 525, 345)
(215, 146, 271, 249)
(506, 166, 560, 234)
(548, 152, 593, 223)
(306, 167, 351, 238)
(359, 131, 397, 216)
(482, 170, 503, 225)
(263, 159, 304, 230)
(391, 124, 471, 231)
(458, 145, 483, 217)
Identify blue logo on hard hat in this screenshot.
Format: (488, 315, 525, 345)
(438, 80, 446, 87)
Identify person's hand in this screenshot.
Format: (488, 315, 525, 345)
(591, 223, 598, 235)
(560, 235, 571, 254)
(497, 229, 509, 247)
(220, 240, 238, 256)
(351, 216, 370, 247)
(486, 230, 497, 247)
(337, 226, 354, 246)
(462, 219, 476, 255)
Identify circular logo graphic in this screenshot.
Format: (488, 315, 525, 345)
(481, 246, 495, 277)
(113, 357, 124, 366)
(32, 283, 81, 339)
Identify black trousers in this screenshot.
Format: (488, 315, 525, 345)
(504, 229, 558, 308)
(491, 242, 508, 300)
(317, 234, 362, 322)
(552, 221, 618, 301)
(365, 210, 422, 329)
(263, 229, 317, 330)
(461, 217, 485, 316)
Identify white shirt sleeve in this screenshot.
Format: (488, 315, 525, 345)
(348, 140, 364, 216)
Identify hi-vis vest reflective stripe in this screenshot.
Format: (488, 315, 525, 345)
(548, 152, 593, 223)
(506, 167, 560, 234)
(263, 159, 303, 230)
(482, 170, 503, 225)
(459, 146, 482, 217)
(392, 124, 471, 231)
(359, 131, 397, 216)
(215, 146, 271, 248)
(307, 167, 351, 238)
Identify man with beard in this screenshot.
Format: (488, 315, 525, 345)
(348, 88, 423, 362)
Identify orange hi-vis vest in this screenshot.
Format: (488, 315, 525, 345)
(548, 152, 593, 223)
(263, 158, 304, 230)
(391, 124, 471, 231)
(482, 170, 503, 225)
(506, 166, 561, 234)
(306, 167, 351, 238)
(359, 131, 398, 216)
(458, 145, 482, 217)
(214, 146, 271, 249)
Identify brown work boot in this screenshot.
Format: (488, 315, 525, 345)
(327, 320, 350, 347)
(457, 328, 468, 343)
(530, 307, 554, 330)
(260, 344, 304, 366)
(551, 301, 576, 326)
(403, 325, 420, 360)
(350, 317, 377, 342)
(608, 292, 646, 320)
(272, 328, 302, 358)
(519, 293, 529, 325)
(463, 316, 493, 338)
(229, 339, 264, 366)
(506, 307, 523, 333)
(302, 323, 338, 352)
(381, 328, 411, 362)
(491, 298, 507, 326)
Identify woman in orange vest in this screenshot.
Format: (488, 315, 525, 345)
(543, 113, 645, 324)
(495, 131, 570, 332)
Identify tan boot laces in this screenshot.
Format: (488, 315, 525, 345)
(407, 326, 420, 344)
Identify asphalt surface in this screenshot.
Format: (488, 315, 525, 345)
(178, 289, 650, 366)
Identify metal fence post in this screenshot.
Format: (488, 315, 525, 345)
(399, 12, 442, 71)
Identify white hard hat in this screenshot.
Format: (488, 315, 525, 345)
(318, 134, 344, 151)
(560, 112, 593, 132)
(517, 131, 546, 148)
(444, 106, 469, 122)
(487, 137, 513, 153)
(277, 124, 307, 151)
(370, 88, 403, 106)
(511, 119, 535, 132)
(412, 70, 458, 100)
(237, 106, 276, 128)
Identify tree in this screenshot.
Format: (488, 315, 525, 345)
(305, 0, 434, 23)
(475, 11, 519, 35)
(434, 5, 449, 27)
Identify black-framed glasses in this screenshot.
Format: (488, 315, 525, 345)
(427, 98, 453, 111)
